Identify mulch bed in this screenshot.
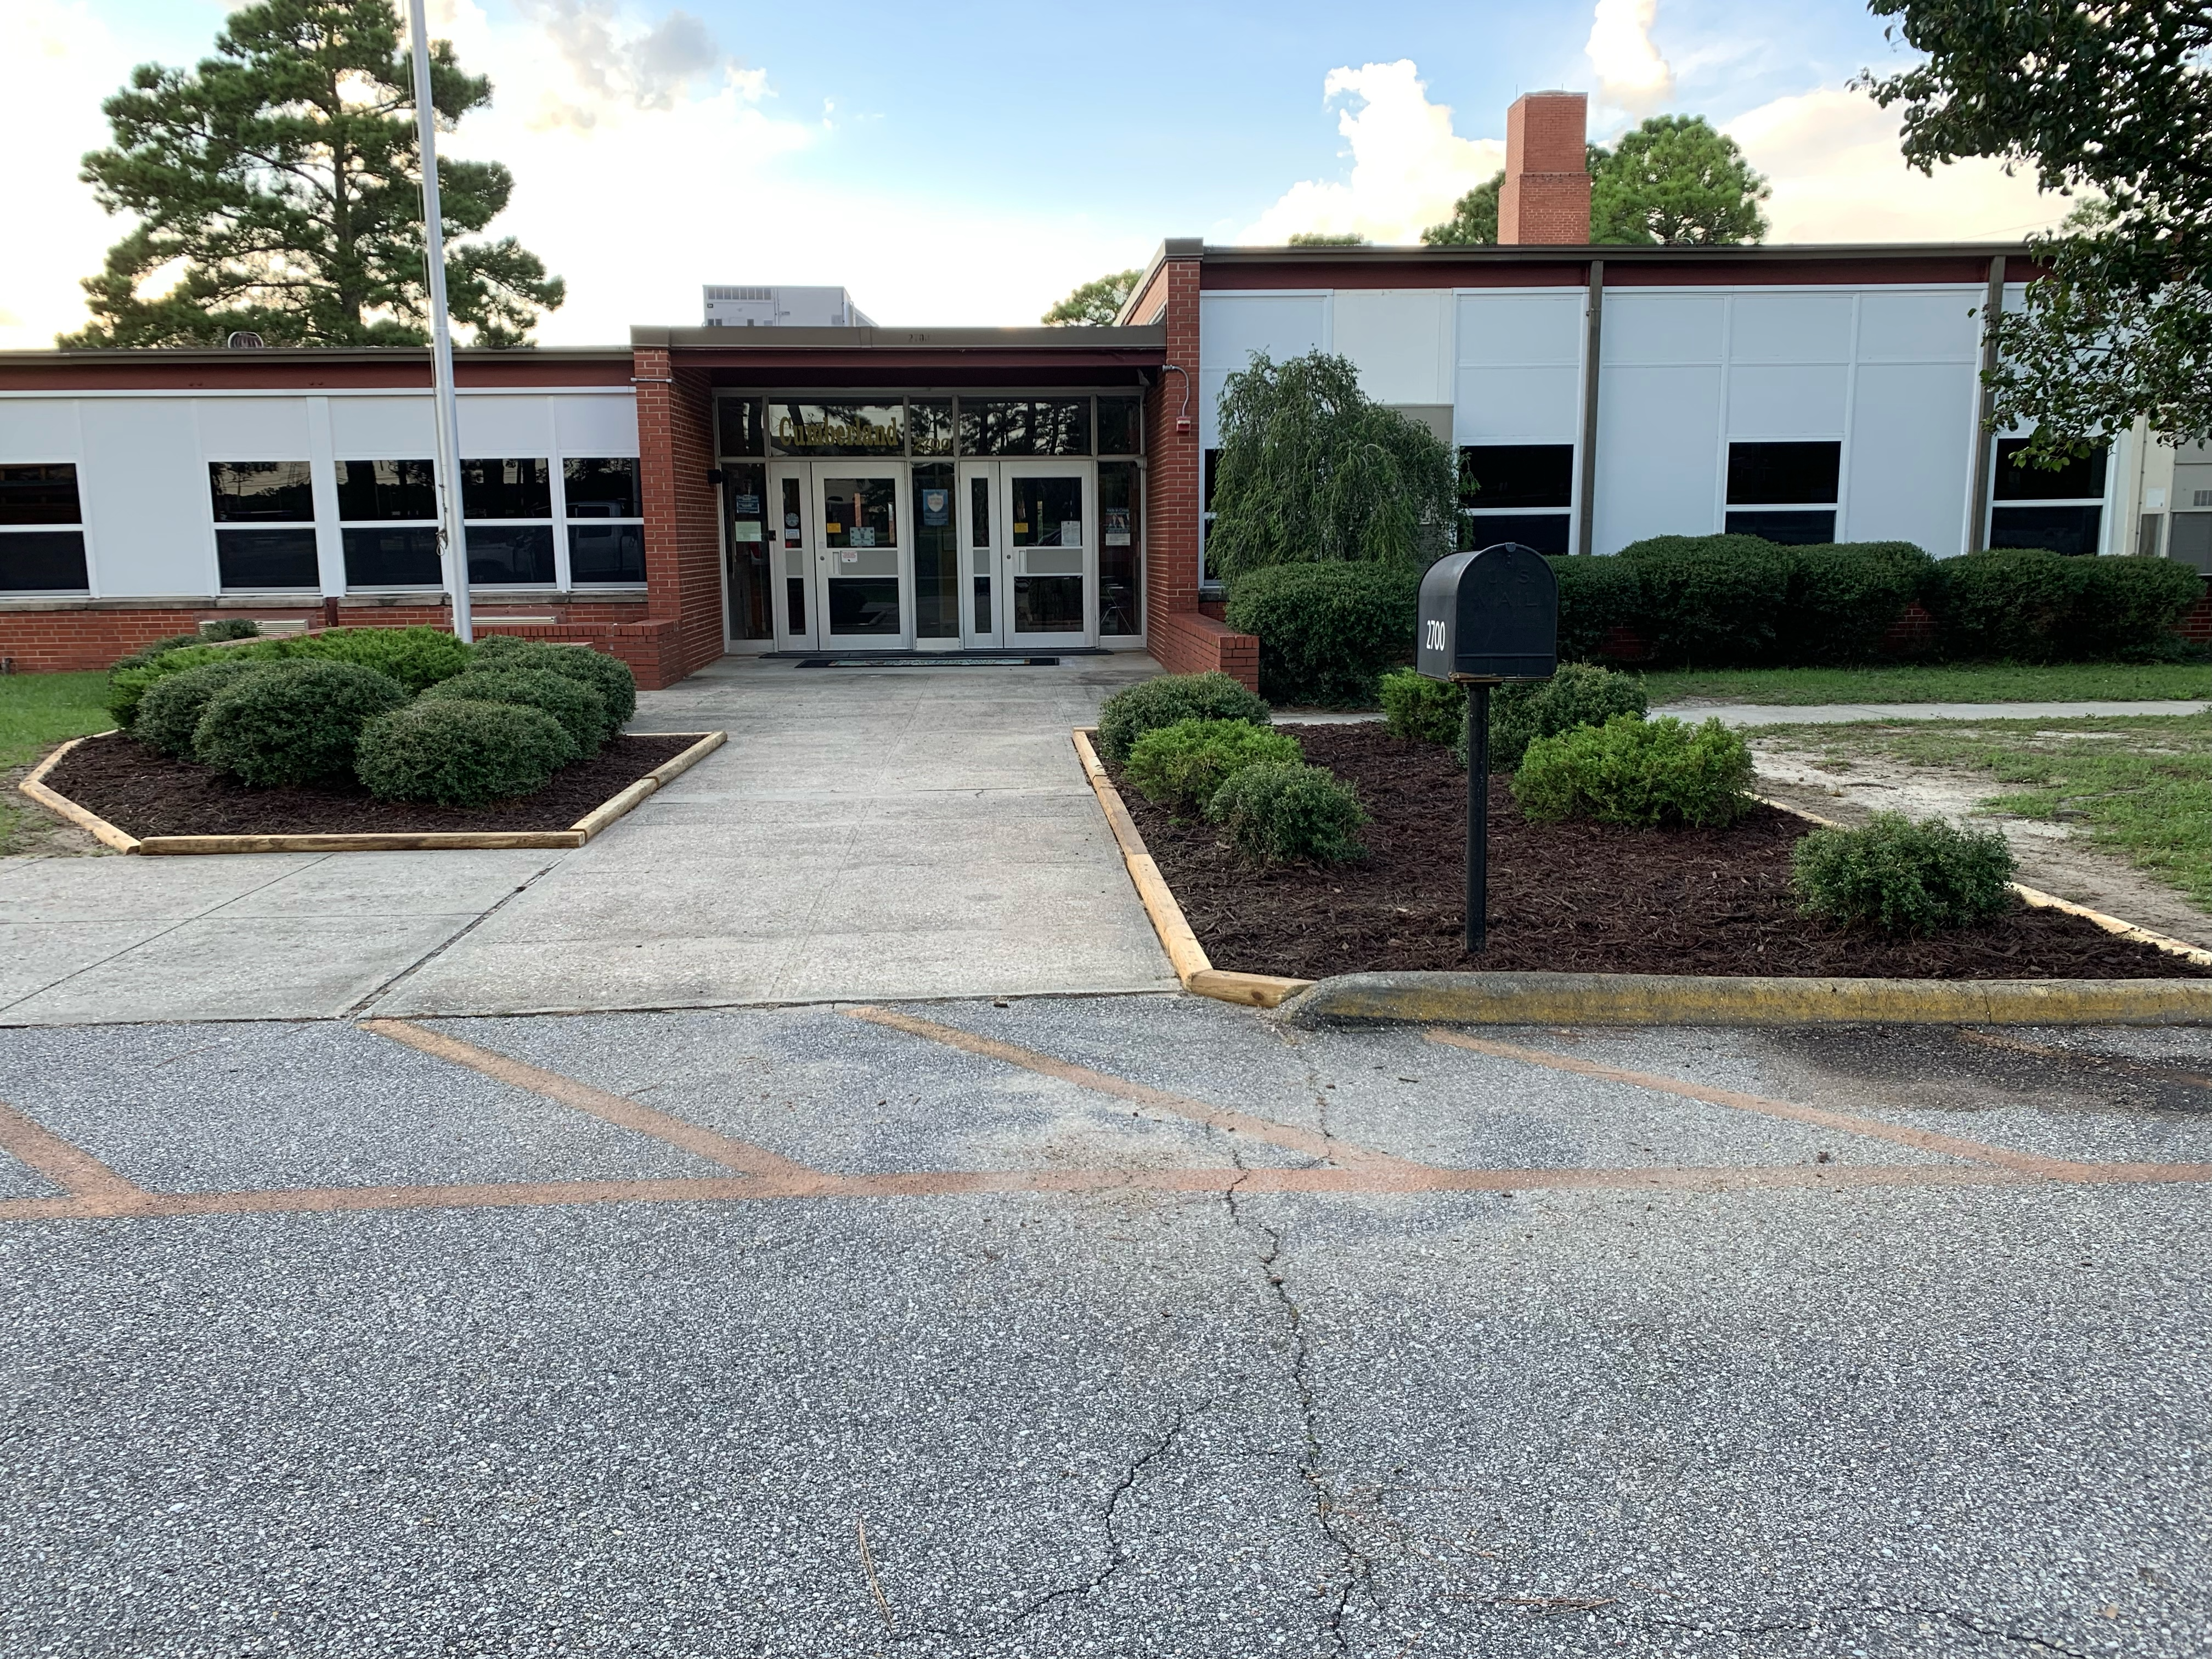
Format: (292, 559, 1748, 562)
(42, 732, 700, 837)
(1114, 723, 2208, 982)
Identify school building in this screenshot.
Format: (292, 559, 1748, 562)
(3, 93, 2205, 686)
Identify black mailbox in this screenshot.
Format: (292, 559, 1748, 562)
(1416, 541, 1559, 684)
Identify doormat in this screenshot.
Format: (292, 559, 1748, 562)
(794, 656, 1062, 668)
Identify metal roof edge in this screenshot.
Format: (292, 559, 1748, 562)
(0, 345, 633, 365)
(634, 323, 1167, 350)
(1197, 241, 2033, 261)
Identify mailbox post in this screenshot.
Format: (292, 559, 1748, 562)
(1415, 543, 1559, 953)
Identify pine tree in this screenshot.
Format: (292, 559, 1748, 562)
(64, 0, 563, 348)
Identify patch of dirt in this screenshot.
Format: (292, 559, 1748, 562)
(1751, 739, 2212, 952)
(1115, 724, 2207, 982)
(40, 731, 699, 837)
(2, 754, 109, 859)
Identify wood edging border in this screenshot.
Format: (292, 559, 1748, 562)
(16, 730, 726, 857)
(1071, 727, 1313, 1010)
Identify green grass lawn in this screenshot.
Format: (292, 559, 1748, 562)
(0, 670, 115, 856)
(1760, 713, 2212, 911)
(1642, 661, 2212, 707)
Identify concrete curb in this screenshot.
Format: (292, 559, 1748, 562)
(18, 730, 726, 856)
(1280, 970, 2212, 1026)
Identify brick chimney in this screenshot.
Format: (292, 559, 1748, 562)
(1498, 91, 1591, 245)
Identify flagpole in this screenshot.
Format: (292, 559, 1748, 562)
(408, 0, 472, 645)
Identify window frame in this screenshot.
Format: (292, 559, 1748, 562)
(1458, 444, 1575, 555)
(1985, 436, 2111, 558)
(1724, 440, 1842, 545)
(459, 455, 558, 589)
(0, 462, 89, 595)
(336, 458, 443, 591)
(207, 460, 319, 592)
(561, 456, 647, 589)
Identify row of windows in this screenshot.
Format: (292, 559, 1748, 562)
(716, 396, 1144, 461)
(0, 458, 643, 594)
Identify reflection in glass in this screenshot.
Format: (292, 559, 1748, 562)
(724, 461, 770, 637)
(1098, 461, 1141, 636)
(769, 402, 905, 456)
(563, 458, 640, 517)
(780, 476, 806, 634)
(465, 524, 557, 583)
(912, 462, 957, 638)
(1994, 437, 2107, 501)
(718, 398, 766, 458)
(957, 399, 1091, 456)
(216, 527, 319, 589)
(1097, 398, 1142, 456)
(209, 461, 314, 523)
(342, 526, 441, 586)
(336, 460, 436, 522)
(970, 475, 992, 635)
(822, 477, 898, 549)
(571, 523, 646, 584)
(1990, 505, 2104, 558)
(0, 463, 82, 526)
(910, 400, 954, 456)
(1010, 477, 1082, 546)
(1462, 512, 1571, 555)
(462, 458, 552, 521)
(1015, 575, 1084, 633)
(1722, 510, 1837, 545)
(828, 577, 900, 634)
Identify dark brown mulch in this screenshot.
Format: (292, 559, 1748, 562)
(44, 732, 701, 837)
(1115, 723, 2208, 982)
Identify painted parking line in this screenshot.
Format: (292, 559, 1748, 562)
(0, 1098, 151, 1217)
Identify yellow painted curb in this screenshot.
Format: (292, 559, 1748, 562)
(19, 730, 726, 856)
(1072, 727, 1313, 1010)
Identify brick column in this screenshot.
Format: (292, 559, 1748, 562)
(635, 347, 724, 679)
(1498, 92, 1592, 245)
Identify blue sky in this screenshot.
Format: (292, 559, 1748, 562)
(4, 0, 2062, 346)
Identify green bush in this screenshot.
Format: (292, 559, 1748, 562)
(108, 641, 280, 728)
(198, 618, 262, 643)
(1469, 662, 1651, 771)
(193, 659, 409, 787)
(471, 635, 638, 726)
(109, 633, 205, 675)
(1791, 812, 2016, 935)
(1776, 541, 1935, 663)
(1548, 554, 1643, 662)
(1096, 671, 1272, 764)
(290, 625, 472, 691)
(1513, 714, 1755, 829)
(1205, 760, 1367, 864)
(355, 698, 573, 808)
(1124, 718, 1302, 812)
(1615, 534, 1794, 666)
(421, 668, 606, 760)
(132, 660, 268, 758)
(2075, 556, 2208, 661)
(1379, 669, 1465, 743)
(1222, 561, 1424, 706)
(1925, 547, 2085, 662)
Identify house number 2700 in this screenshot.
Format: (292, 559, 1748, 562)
(1423, 619, 1447, 650)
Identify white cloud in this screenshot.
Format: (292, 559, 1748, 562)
(1585, 0, 1673, 118)
(1240, 61, 1505, 246)
(1726, 87, 2067, 243)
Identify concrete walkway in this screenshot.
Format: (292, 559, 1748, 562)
(0, 655, 1175, 1026)
(1655, 697, 2210, 726)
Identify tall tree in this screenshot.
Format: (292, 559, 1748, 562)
(1206, 351, 1460, 583)
(1287, 230, 1370, 246)
(1423, 124, 1769, 246)
(64, 0, 562, 348)
(1041, 269, 1140, 326)
(1861, 0, 2212, 455)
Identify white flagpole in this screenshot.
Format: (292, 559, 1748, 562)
(408, 0, 472, 644)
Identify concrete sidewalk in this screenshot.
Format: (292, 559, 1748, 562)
(1655, 697, 2210, 726)
(0, 655, 1176, 1026)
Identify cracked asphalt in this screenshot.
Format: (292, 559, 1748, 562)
(2, 996, 2209, 1657)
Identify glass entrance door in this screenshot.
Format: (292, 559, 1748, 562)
(1000, 460, 1094, 647)
(957, 461, 1001, 649)
(813, 464, 909, 648)
(767, 463, 815, 651)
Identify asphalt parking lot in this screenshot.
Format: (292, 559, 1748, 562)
(3, 995, 2209, 1657)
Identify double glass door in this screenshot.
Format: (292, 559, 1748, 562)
(764, 458, 1094, 651)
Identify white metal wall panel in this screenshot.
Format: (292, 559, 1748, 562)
(1197, 294, 1328, 446)
(1455, 292, 1582, 366)
(1858, 291, 1980, 363)
(328, 394, 437, 458)
(552, 393, 639, 457)
(1594, 365, 1722, 552)
(1602, 292, 1726, 366)
(1727, 292, 1854, 363)
(458, 393, 553, 457)
(1330, 290, 1452, 407)
(76, 399, 213, 597)
(0, 399, 81, 461)
(1455, 369, 1582, 442)
(193, 397, 312, 459)
(1453, 292, 1582, 444)
(1726, 364, 1849, 437)
(1845, 362, 1978, 546)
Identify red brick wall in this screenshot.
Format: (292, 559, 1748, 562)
(1498, 92, 1591, 246)
(2180, 580, 2212, 645)
(637, 351, 726, 679)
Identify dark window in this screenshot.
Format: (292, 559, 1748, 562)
(0, 530, 88, 591)
(1099, 461, 1142, 635)
(461, 458, 551, 520)
(1459, 445, 1573, 511)
(1203, 448, 1220, 512)
(827, 577, 900, 634)
(210, 461, 313, 523)
(342, 526, 442, 586)
(563, 457, 640, 518)
(1098, 398, 1142, 456)
(1014, 576, 1085, 632)
(957, 399, 1091, 456)
(217, 528, 319, 589)
(723, 460, 769, 637)
(718, 398, 765, 458)
(1726, 442, 1840, 506)
(336, 459, 436, 521)
(0, 463, 81, 526)
(465, 524, 556, 584)
(1724, 509, 1838, 545)
(1994, 438, 2107, 502)
(573, 523, 646, 585)
(1990, 505, 2103, 558)
(910, 400, 955, 458)
(912, 460, 958, 639)
(1465, 513, 1571, 555)
(768, 402, 905, 456)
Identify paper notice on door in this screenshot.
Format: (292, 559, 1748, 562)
(850, 526, 877, 548)
(733, 521, 763, 541)
(840, 549, 859, 564)
(1059, 520, 1082, 546)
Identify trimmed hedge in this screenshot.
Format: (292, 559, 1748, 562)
(472, 635, 638, 726)
(356, 698, 574, 808)
(1776, 541, 1935, 663)
(132, 659, 268, 758)
(422, 668, 607, 760)
(1928, 548, 2206, 663)
(1096, 672, 1272, 765)
(1613, 535, 1793, 666)
(291, 625, 473, 691)
(1792, 812, 2016, 935)
(1513, 714, 1754, 829)
(193, 660, 409, 787)
(1222, 561, 1423, 705)
(1550, 555, 1643, 662)
(1206, 760, 1367, 864)
(1125, 718, 1302, 813)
